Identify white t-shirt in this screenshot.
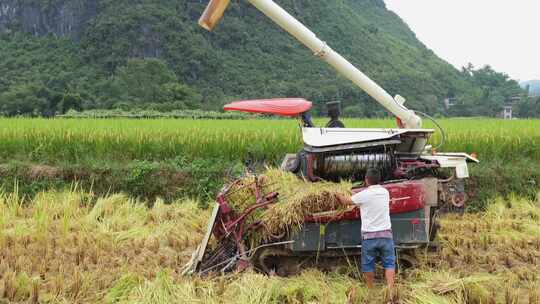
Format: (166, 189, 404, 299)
(352, 185, 391, 232)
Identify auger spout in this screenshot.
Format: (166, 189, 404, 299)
(199, 0, 422, 128)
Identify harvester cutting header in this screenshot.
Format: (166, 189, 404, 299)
(185, 0, 479, 275)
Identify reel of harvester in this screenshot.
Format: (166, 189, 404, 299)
(183, 175, 285, 275)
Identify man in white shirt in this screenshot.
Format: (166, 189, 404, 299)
(336, 168, 395, 290)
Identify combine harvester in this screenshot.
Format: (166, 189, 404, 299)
(185, 0, 478, 275)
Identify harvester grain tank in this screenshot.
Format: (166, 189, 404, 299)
(185, 0, 479, 275)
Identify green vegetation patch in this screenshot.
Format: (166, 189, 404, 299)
(0, 0, 534, 117)
(0, 158, 242, 204)
(0, 118, 538, 208)
(0, 118, 538, 163)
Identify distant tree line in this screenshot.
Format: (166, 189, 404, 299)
(0, 56, 530, 117)
(445, 64, 528, 117)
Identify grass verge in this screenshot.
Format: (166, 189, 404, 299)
(0, 158, 537, 212)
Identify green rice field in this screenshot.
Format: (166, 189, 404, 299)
(0, 118, 538, 164)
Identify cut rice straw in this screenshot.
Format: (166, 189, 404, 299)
(225, 168, 352, 241)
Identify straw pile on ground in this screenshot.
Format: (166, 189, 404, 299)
(224, 169, 353, 241)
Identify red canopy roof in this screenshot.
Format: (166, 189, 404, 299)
(224, 98, 312, 117)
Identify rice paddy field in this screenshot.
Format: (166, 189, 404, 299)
(0, 117, 539, 303)
(0, 118, 538, 163)
(0, 190, 538, 303)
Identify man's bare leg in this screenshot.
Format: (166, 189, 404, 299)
(363, 272, 375, 288)
(385, 269, 396, 300)
(385, 269, 395, 289)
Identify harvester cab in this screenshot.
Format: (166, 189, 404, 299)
(184, 0, 480, 276)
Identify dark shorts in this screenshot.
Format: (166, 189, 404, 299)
(361, 238, 396, 273)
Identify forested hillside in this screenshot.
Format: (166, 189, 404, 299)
(0, 0, 526, 116)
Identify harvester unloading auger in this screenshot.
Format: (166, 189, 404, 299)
(183, 0, 479, 276)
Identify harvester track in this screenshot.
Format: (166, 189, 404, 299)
(252, 247, 418, 276)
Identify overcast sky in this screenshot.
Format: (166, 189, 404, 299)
(384, 1, 540, 81)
